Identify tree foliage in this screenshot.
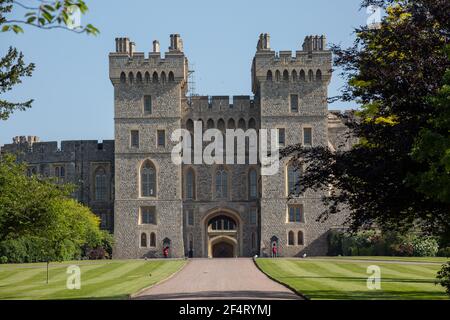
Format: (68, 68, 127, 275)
(1, 0, 98, 34)
(281, 0, 450, 238)
(0, 154, 111, 262)
(0, 0, 97, 120)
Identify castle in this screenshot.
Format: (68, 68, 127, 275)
(1, 34, 351, 259)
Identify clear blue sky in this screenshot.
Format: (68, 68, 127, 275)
(0, 0, 367, 146)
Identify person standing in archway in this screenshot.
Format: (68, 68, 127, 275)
(163, 246, 169, 258)
(272, 243, 277, 258)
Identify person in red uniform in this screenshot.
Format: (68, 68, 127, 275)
(272, 243, 277, 258)
(163, 246, 169, 258)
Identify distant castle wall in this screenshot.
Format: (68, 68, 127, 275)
(0, 139, 115, 232)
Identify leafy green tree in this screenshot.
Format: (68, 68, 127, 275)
(0, 0, 97, 120)
(409, 51, 450, 205)
(0, 154, 109, 262)
(436, 262, 450, 295)
(281, 0, 450, 239)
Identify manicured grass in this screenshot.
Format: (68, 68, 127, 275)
(256, 257, 449, 300)
(314, 256, 449, 263)
(0, 259, 186, 300)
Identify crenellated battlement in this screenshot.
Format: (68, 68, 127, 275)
(252, 33, 332, 93)
(109, 34, 188, 86)
(185, 95, 256, 113)
(1, 139, 114, 156)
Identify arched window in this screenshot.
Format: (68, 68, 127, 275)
(186, 119, 194, 133)
(215, 168, 228, 198)
(238, 118, 246, 130)
(185, 168, 195, 200)
(308, 70, 314, 82)
(266, 70, 273, 81)
(298, 231, 304, 245)
(150, 232, 156, 247)
(207, 118, 214, 129)
(316, 69, 322, 81)
(145, 71, 150, 83)
(292, 70, 298, 81)
(120, 72, 126, 83)
(141, 233, 147, 247)
(249, 169, 257, 199)
(161, 71, 166, 83)
(208, 215, 236, 231)
(275, 70, 281, 81)
(287, 162, 301, 196)
(299, 70, 306, 81)
(152, 71, 159, 83)
(217, 119, 225, 132)
(283, 70, 289, 81)
(128, 72, 134, 84)
(141, 161, 156, 197)
(95, 167, 107, 201)
(168, 71, 175, 82)
(248, 118, 256, 129)
(288, 231, 294, 246)
(136, 72, 143, 83)
(227, 118, 235, 129)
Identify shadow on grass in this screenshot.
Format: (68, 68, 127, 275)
(0, 294, 129, 300)
(279, 276, 437, 284)
(299, 289, 448, 300)
(133, 290, 301, 300)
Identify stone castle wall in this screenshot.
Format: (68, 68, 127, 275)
(1, 33, 352, 259)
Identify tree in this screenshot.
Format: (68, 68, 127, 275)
(436, 262, 450, 295)
(409, 51, 450, 205)
(281, 0, 450, 239)
(0, 0, 97, 120)
(0, 154, 110, 262)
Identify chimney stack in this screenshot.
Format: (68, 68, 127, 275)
(153, 40, 160, 53)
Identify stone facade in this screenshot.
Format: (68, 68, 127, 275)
(1, 33, 351, 259)
(0, 138, 115, 232)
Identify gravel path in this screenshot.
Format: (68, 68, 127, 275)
(133, 258, 301, 300)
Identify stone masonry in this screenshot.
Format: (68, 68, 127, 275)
(1, 33, 351, 259)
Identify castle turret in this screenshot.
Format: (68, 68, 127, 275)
(253, 33, 333, 257)
(110, 35, 186, 259)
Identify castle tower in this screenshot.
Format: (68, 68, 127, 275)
(252, 34, 333, 256)
(109, 35, 188, 258)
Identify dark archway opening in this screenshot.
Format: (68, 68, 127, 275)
(212, 242, 234, 258)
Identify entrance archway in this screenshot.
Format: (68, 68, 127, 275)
(209, 235, 238, 258)
(204, 210, 242, 258)
(212, 241, 234, 258)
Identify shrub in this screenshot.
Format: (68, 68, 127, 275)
(437, 247, 450, 258)
(0, 256, 8, 264)
(0, 238, 28, 263)
(327, 230, 344, 256)
(412, 237, 439, 257)
(82, 230, 114, 260)
(436, 262, 450, 296)
(390, 243, 414, 257)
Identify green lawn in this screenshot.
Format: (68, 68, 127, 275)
(0, 259, 186, 300)
(256, 257, 449, 300)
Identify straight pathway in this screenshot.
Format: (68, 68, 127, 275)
(133, 258, 301, 300)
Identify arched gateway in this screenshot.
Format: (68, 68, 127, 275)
(203, 209, 242, 258)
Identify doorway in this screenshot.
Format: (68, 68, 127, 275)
(212, 241, 234, 258)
